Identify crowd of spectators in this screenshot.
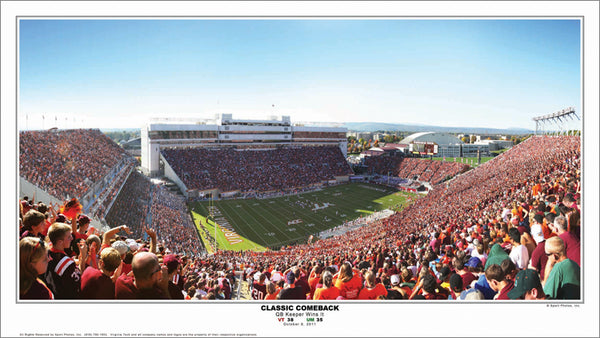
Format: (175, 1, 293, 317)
(183, 135, 581, 301)
(150, 186, 202, 257)
(364, 155, 469, 185)
(102, 169, 202, 258)
(18, 134, 581, 301)
(161, 146, 353, 193)
(363, 155, 403, 176)
(104, 170, 153, 237)
(429, 161, 469, 185)
(18, 191, 205, 300)
(19, 129, 128, 200)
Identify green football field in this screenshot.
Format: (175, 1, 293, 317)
(189, 183, 419, 252)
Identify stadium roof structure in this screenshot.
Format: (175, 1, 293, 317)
(379, 143, 408, 150)
(399, 132, 464, 146)
(366, 143, 407, 154)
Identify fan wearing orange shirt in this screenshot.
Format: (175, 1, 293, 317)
(313, 271, 341, 300)
(264, 282, 280, 300)
(358, 271, 388, 300)
(532, 181, 542, 197)
(333, 262, 363, 300)
(308, 264, 324, 299)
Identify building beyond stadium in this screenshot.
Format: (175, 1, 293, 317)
(399, 132, 491, 158)
(141, 114, 348, 177)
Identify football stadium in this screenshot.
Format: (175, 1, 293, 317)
(18, 111, 581, 301)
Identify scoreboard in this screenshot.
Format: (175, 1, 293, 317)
(409, 141, 438, 155)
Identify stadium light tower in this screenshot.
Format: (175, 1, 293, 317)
(532, 107, 580, 136)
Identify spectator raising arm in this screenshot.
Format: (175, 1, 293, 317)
(144, 227, 158, 254)
(102, 225, 132, 248)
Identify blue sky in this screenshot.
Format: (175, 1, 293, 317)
(18, 19, 581, 130)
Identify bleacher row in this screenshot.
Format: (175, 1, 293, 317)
(161, 146, 353, 193)
(19, 129, 128, 201)
(88, 162, 136, 219)
(365, 155, 470, 185)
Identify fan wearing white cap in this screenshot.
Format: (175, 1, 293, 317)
(111, 241, 129, 256)
(125, 238, 139, 252)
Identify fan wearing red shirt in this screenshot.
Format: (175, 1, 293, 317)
(115, 252, 170, 299)
(72, 214, 91, 241)
(80, 247, 122, 299)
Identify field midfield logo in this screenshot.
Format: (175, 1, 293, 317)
(312, 202, 334, 211)
(287, 219, 303, 226)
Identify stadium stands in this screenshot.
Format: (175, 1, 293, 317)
(364, 156, 469, 185)
(19, 129, 129, 201)
(150, 185, 201, 257)
(104, 170, 153, 237)
(161, 146, 353, 193)
(18, 134, 581, 301)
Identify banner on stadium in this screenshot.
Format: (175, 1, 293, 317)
(221, 190, 240, 198)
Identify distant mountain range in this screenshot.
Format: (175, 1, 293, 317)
(100, 128, 140, 132)
(342, 122, 534, 135)
(99, 124, 534, 135)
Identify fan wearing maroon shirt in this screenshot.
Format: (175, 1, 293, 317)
(72, 214, 91, 241)
(286, 266, 310, 298)
(44, 223, 87, 299)
(554, 215, 580, 266)
(277, 271, 306, 300)
(20, 237, 53, 299)
(485, 263, 515, 300)
(115, 252, 170, 299)
(80, 247, 122, 299)
(412, 273, 447, 300)
(163, 254, 184, 300)
(453, 257, 477, 289)
(251, 273, 268, 300)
